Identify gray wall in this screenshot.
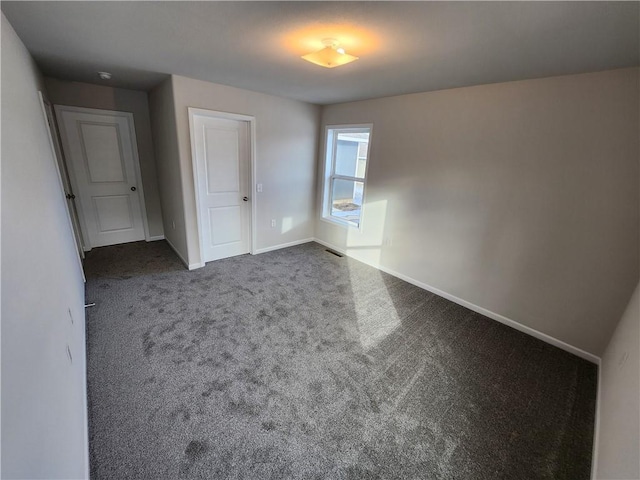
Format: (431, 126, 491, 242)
(162, 74, 320, 266)
(148, 77, 186, 262)
(44, 77, 164, 239)
(317, 68, 639, 356)
(1, 13, 88, 479)
(596, 282, 640, 479)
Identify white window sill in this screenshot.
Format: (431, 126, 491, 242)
(321, 215, 361, 230)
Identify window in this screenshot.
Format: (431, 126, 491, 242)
(322, 125, 372, 228)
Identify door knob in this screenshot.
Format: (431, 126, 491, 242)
(243, 196, 248, 202)
(131, 186, 137, 191)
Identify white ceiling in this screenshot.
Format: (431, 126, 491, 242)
(2, 1, 638, 105)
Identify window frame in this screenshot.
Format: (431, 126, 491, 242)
(321, 124, 373, 229)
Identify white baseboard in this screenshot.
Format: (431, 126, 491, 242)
(253, 238, 314, 255)
(164, 237, 204, 270)
(146, 235, 165, 242)
(313, 238, 600, 364)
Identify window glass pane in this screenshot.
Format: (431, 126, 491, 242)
(331, 179, 364, 225)
(334, 131, 369, 178)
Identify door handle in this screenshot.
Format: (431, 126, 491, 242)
(131, 186, 137, 192)
(66, 193, 76, 200)
(243, 196, 248, 202)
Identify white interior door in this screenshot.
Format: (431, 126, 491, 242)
(39, 94, 85, 261)
(191, 112, 251, 262)
(56, 106, 147, 249)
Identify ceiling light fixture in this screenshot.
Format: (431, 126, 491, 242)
(97, 71, 112, 80)
(302, 38, 358, 69)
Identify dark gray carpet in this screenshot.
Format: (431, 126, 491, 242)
(83, 240, 184, 279)
(85, 241, 597, 480)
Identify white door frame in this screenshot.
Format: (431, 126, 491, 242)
(188, 107, 257, 266)
(38, 92, 86, 281)
(54, 105, 152, 250)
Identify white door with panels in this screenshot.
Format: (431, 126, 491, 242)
(190, 111, 251, 263)
(40, 94, 85, 261)
(56, 106, 148, 250)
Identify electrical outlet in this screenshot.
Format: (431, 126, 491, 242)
(271, 219, 276, 228)
(256, 183, 263, 193)
(384, 237, 393, 247)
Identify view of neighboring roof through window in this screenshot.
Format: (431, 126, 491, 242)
(322, 126, 372, 228)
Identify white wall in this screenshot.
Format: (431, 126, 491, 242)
(1, 13, 88, 479)
(596, 283, 640, 480)
(163, 74, 320, 265)
(43, 77, 165, 239)
(148, 77, 187, 263)
(317, 68, 639, 357)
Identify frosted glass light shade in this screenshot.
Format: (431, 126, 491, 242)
(302, 46, 359, 68)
